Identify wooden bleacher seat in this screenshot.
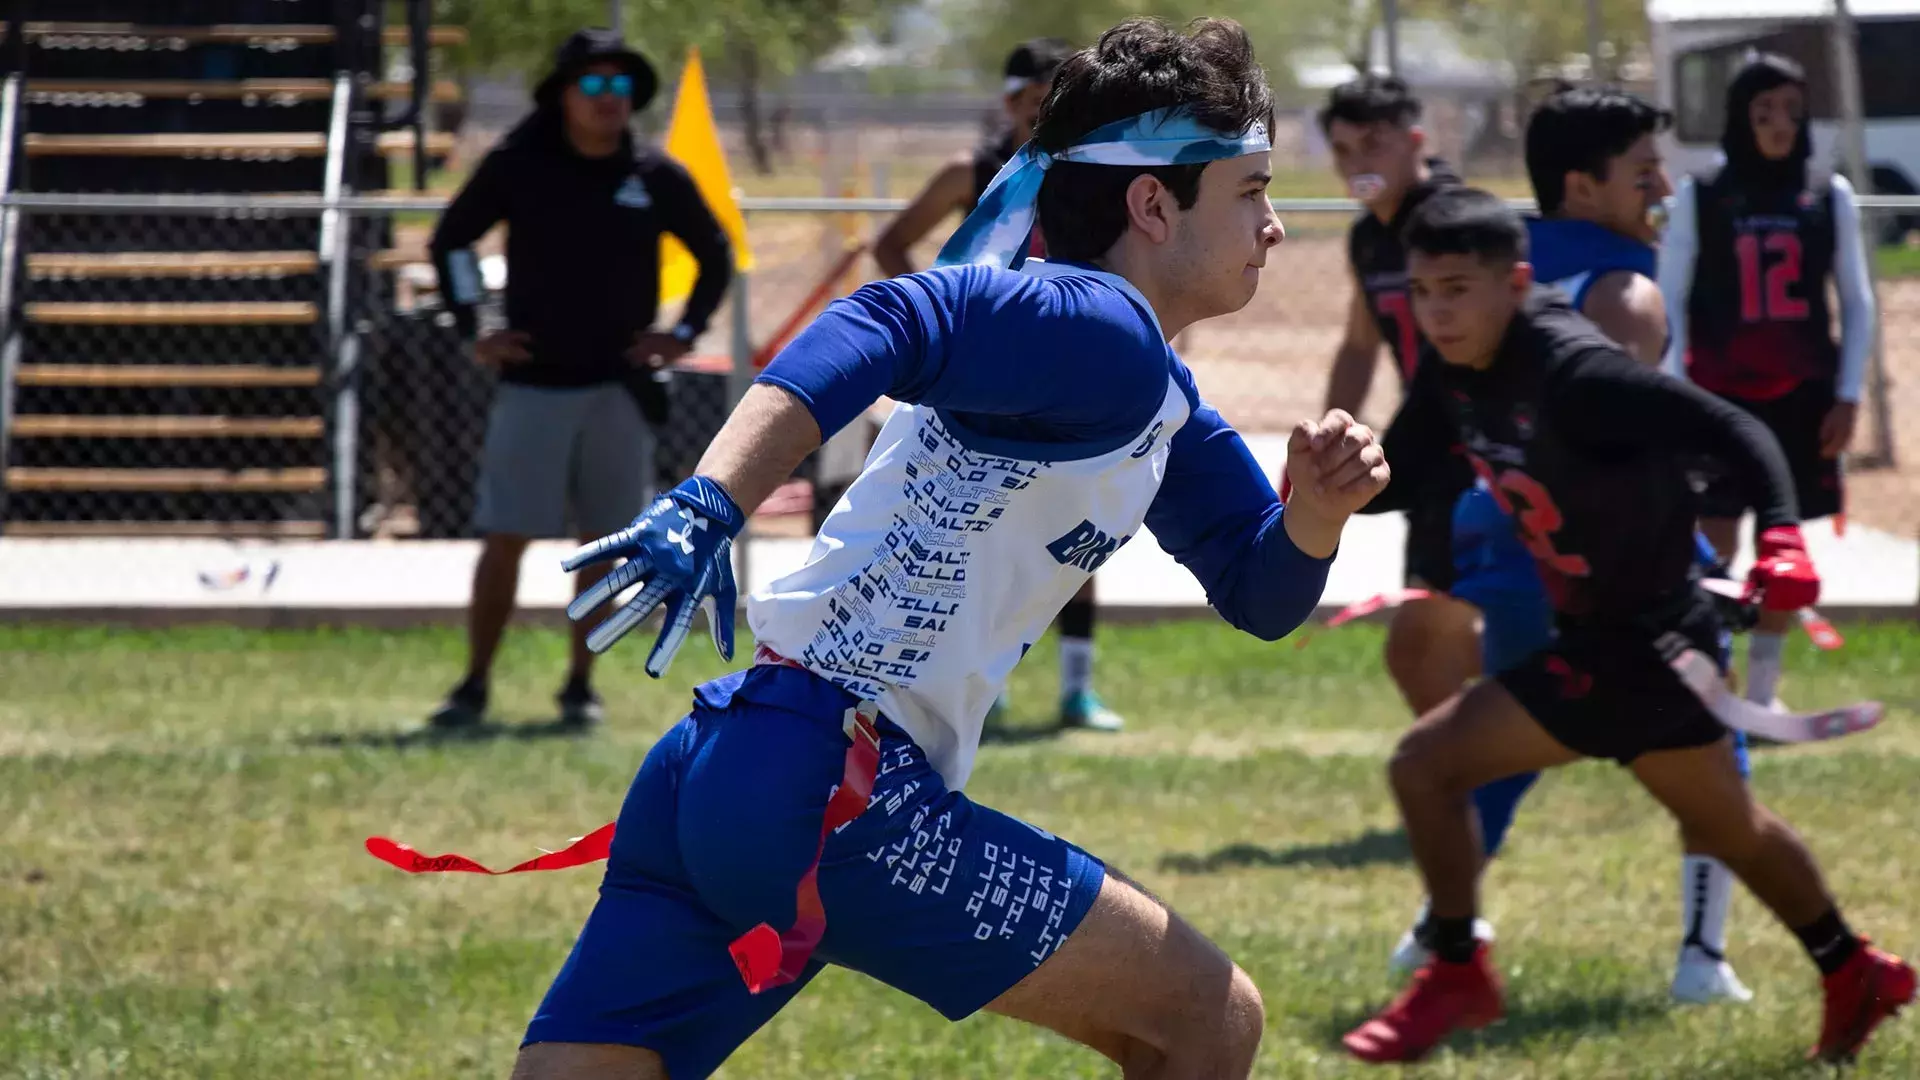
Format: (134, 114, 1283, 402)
(6, 466, 327, 492)
(15, 364, 322, 388)
(10, 415, 324, 439)
(28, 251, 322, 278)
(24, 301, 318, 325)
(2, 519, 328, 539)
(0, 23, 466, 47)
(25, 130, 454, 157)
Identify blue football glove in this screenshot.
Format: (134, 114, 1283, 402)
(563, 476, 745, 676)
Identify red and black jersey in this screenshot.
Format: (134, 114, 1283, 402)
(1685, 171, 1838, 401)
(1373, 290, 1800, 624)
(1346, 161, 1462, 386)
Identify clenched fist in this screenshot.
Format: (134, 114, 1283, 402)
(1280, 409, 1390, 558)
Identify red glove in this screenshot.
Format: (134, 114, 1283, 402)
(1747, 525, 1821, 612)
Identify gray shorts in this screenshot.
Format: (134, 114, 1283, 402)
(473, 382, 657, 539)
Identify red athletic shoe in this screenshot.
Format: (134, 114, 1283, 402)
(1344, 943, 1505, 1063)
(1812, 940, 1916, 1063)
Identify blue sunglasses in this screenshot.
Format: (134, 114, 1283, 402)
(576, 73, 634, 98)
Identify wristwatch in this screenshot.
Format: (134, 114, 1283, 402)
(671, 323, 696, 345)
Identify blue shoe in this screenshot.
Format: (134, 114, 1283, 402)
(1060, 690, 1124, 732)
(986, 689, 1011, 728)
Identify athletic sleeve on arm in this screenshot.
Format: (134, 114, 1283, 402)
(428, 147, 512, 341)
(648, 158, 734, 338)
(1549, 348, 1800, 529)
(1144, 379, 1333, 641)
(1830, 174, 1876, 403)
(755, 264, 1169, 443)
(1655, 178, 1699, 380)
(1356, 358, 1450, 515)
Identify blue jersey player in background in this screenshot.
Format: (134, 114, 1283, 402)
(501, 20, 1393, 1080)
(1383, 86, 1755, 1008)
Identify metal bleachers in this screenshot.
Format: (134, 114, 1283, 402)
(0, 4, 462, 537)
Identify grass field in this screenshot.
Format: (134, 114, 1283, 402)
(3, 618, 1918, 1078)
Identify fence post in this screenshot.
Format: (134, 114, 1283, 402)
(729, 261, 754, 602)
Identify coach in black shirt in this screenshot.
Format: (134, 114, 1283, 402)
(427, 28, 733, 730)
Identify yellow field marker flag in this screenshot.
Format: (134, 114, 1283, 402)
(660, 47, 753, 307)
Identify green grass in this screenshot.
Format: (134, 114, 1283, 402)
(3, 619, 1918, 1078)
(1877, 242, 1920, 280)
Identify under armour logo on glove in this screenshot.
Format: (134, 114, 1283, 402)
(1746, 524, 1822, 613)
(666, 509, 708, 555)
(563, 476, 745, 676)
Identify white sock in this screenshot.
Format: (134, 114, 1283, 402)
(1680, 854, 1736, 961)
(1745, 633, 1786, 706)
(1060, 636, 1093, 698)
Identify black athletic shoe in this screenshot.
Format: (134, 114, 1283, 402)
(557, 677, 605, 730)
(428, 676, 488, 731)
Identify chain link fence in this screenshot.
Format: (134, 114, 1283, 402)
(0, 193, 1917, 551)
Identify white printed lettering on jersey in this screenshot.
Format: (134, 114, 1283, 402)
(750, 377, 1188, 791)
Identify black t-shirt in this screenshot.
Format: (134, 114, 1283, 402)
(429, 113, 733, 389)
(1346, 161, 1462, 385)
(1372, 289, 1800, 624)
(1686, 170, 1838, 400)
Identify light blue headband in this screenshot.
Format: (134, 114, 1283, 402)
(934, 106, 1272, 270)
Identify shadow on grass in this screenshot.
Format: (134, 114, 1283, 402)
(1158, 827, 1410, 874)
(297, 718, 595, 750)
(977, 723, 1066, 747)
(1316, 985, 1669, 1056)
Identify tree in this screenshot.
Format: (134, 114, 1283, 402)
(429, 0, 909, 173)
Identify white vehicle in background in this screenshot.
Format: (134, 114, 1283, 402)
(1648, 0, 1920, 242)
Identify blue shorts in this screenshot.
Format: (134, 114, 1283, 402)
(523, 665, 1107, 1080)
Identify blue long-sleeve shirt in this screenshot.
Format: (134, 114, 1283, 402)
(755, 260, 1332, 641)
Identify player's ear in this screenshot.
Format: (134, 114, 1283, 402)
(1124, 172, 1174, 245)
(1562, 168, 1594, 209)
(1406, 124, 1426, 155)
(1508, 259, 1534, 299)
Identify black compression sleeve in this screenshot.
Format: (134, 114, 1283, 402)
(1548, 349, 1800, 529)
(1358, 363, 1449, 516)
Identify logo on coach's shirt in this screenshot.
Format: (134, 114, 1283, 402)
(1130, 420, 1165, 458)
(1047, 519, 1130, 572)
(614, 176, 653, 208)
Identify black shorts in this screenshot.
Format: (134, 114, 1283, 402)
(1403, 489, 1458, 591)
(1498, 595, 1729, 765)
(1696, 380, 1843, 521)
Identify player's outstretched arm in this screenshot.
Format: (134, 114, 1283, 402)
(873, 157, 974, 278)
(1324, 279, 1383, 414)
(1551, 348, 1821, 610)
(1351, 358, 1445, 516)
(1653, 178, 1699, 379)
(1581, 270, 1668, 367)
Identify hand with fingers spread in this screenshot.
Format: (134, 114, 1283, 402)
(564, 476, 745, 676)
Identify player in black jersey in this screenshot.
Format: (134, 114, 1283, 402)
(1342, 188, 1913, 1065)
(1318, 77, 1481, 758)
(1658, 53, 1878, 718)
(872, 38, 1122, 731)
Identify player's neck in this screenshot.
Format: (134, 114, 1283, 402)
(564, 122, 624, 159)
(1091, 247, 1189, 342)
(1370, 162, 1428, 224)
